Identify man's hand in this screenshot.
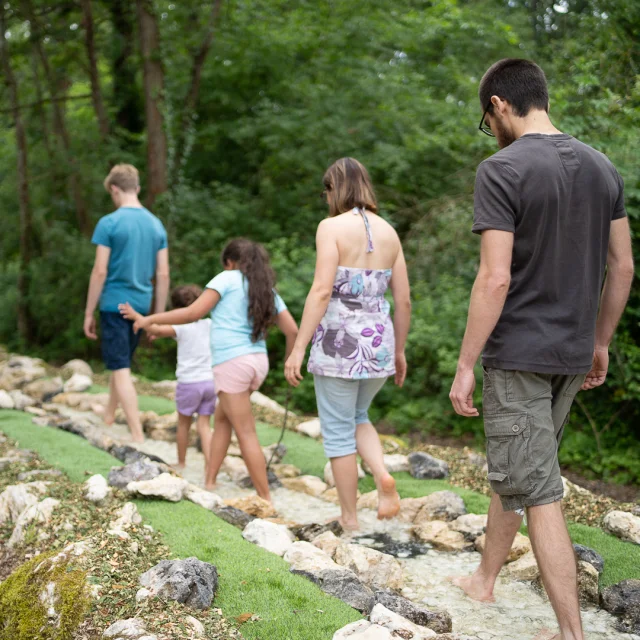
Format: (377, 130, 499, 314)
(582, 347, 609, 390)
(450, 367, 479, 417)
(84, 315, 97, 340)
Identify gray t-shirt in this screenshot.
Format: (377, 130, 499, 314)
(473, 133, 626, 375)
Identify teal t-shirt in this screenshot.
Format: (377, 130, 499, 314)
(206, 270, 287, 366)
(92, 207, 168, 313)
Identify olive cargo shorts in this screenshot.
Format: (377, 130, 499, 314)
(482, 368, 586, 512)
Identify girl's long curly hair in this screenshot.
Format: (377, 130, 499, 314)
(221, 238, 278, 342)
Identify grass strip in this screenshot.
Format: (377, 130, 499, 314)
(88, 384, 175, 416)
(0, 410, 361, 640)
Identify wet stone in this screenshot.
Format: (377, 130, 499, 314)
(212, 505, 256, 529)
(108, 460, 162, 489)
(374, 590, 452, 634)
(292, 521, 344, 542)
(573, 543, 604, 574)
(354, 532, 429, 559)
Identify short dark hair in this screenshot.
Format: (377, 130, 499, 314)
(479, 59, 549, 117)
(171, 285, 202, 309)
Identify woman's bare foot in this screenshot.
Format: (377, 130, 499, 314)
(449, 575, 495, 603)
(377, 473, 400, 520)
(336, 516, 360, 532)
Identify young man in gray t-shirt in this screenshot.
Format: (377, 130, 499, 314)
(450, 59, 634, 640)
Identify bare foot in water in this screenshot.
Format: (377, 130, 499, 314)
(377, 473, 400, 520)
(450, 575, 495, 603)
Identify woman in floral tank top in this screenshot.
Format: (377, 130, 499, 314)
(285, 157, 411, 531)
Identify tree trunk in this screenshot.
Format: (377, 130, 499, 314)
(0, 5, 33, 343)
(173, 0, 223, 176)
(106, 0, 144, 133)
(21, 0, 91, 236)
(136, 0, 168, 208)
(80, 0, 110, 140)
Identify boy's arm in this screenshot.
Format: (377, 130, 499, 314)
(154, 248, 170, 314)
(84, 245, 111, 340)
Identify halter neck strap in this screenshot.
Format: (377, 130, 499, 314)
(353, 207, 374, 253)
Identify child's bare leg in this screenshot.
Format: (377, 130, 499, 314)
(176, 413, 192, 470)
(220, 391, 271, 502)
(196, 414, 213, 467)
(205, 403, 232, 490)
(111, 368, 143, 442)
(95, 375, 118, 425)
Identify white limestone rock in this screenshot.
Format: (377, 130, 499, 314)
(242, 519, 295, 556)
(296, 418, 322, 439)
(412, 520, 470, 552)
(369, 603, 437, 638)
(9, 389, 36, 410)
(284, 541, 341, 573)
(63, 373, 93, 393)
(362, 454, 411, 475)
(603, 510, 640, 545)
(9, 497, 60, 547)
(334, 543, 404, 591)
(61, 359, 93, 380)
(0, 389, 15, 409)
(449, 514, 488, 541)
(126, 473, 188, 502)
(103, 618, 149, 638)
(312, 531, 342, 558)
(281, 475, 329, 497)
(333, 620, 392, 639)
(0, 481, 48, 524)
(84, 474, 111, 503)
(185, 484, 224, 510)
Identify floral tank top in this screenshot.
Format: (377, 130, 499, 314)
(307, 208, 396, 380)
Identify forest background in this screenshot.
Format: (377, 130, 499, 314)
(0, 0, 638, 486)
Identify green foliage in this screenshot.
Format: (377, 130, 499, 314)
(0, 0, 638, 483)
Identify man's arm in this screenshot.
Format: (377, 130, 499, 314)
(84, 245, 111, 340)
(450, 230, 514, 416)
(154, 248, 170, 314)
(582, 217, 634, 390)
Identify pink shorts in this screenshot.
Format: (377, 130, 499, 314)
(212, 353, 269, 395)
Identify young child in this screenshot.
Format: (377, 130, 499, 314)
(120, 285, 215, 472)
(125, 239, 298, 503)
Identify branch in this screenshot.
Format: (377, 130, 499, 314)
(0, 93, 92, 114)
(575, 396, 603, 458)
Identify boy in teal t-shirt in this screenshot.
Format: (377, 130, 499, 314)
(84, 164, 169, 443)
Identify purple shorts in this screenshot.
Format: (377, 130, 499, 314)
(176, 380, 217, 417)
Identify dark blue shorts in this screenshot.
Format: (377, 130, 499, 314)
(100, 312, 140, 371)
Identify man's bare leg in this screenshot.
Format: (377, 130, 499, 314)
(111, 368, 144, 443)
(175, 413, 192, 470)
(528, 501, 583, 640)
(452, 493, 522, 602)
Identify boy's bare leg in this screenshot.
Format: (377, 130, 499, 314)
(219, 391, 271, 502)
(452, 493, 522, 602)
(196, 413, 213, 468)
(205, 402, 232, 490)
(94, 375, 118, 425)
(111, 368, 143, 443)
(176, 413, 192, 470)
(528, 501, 583, 640)
(331, 453, 360, 531)
(356, 422, 399, 519)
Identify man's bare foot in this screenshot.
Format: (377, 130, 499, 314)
(532, 631, 559, 640)
(377, 473, 400, 520)
(450, 575, 495, 603)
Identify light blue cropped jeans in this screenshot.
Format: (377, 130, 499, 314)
(313, 375, 388, 458)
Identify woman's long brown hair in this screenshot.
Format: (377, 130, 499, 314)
(221, 239, 277, 342)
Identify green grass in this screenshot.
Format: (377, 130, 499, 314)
(0, 410, 361, 639)
(88, 384, 175, 415)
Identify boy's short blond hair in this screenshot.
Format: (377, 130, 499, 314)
(103, 164, 140, 193)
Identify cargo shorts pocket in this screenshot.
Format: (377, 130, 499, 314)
(485, 412, 536, 497)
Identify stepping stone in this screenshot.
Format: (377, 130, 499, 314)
(573, 543, 604, 574)
(374, 590, 452, 634)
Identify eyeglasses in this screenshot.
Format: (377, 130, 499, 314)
(478, 105, 495, 137)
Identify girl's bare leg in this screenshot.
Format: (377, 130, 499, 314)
(219, 391, 271, 502)
(196, 413, 213, 469)
(176, 413, 192, 470)
(205, 402, 232, 490)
